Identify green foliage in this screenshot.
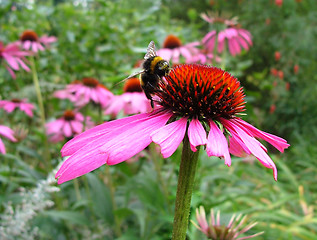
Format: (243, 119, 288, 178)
(0, 0, 316, 239)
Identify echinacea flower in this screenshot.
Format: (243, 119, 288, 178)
(0, 41, 30, 79)
(0, 125, 17, 154)
(56, 64, 289, 184)
(46, 110, 94, 143)
(192, 206, 264, 240)
(54, 78, 114, 108)
(105, 78, 152, 117)
(156, 35, 202, 64)
(202, 15, 252, 56)
(0, 98, 35, 117)
(18, 30, 57, 52)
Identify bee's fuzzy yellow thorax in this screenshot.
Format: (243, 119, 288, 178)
(150, 56, 163, 73)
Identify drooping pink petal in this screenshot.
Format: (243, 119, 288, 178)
(70, 120, 83, 134)
(2, 53, 20, 70)
(151, 117, 187, 158)
(232, 118, 290, 152)
(0, 125, 17, 142)
(222, 119, 278, 180)
(206, 120, 231, 166)
(61, 122, 72, 137)
(0, 139, 6, 154)
(3, 102, 16, 113)
(188, 118, 207, 152)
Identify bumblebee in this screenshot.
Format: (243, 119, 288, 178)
(124, 41, 170, 108)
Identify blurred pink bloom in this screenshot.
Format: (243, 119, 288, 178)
(46, 110, 94, 143)
(189, 50, 222, 65)
(105, 78, 151, 117)
(202, 28, 252, 56)
(0, 41, 30, 79)
(56, 64, 289, 184)
(192, 206, 264, 240)
(54, 78, 114, 108)
(201, 15, 252, 56)
(17, 30, 57, 52)
(0, 98, 35, 117)
(156, 35, 202, 64)
(0, 125, 17, 154)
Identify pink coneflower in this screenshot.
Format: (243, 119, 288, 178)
(105, 78, 152, 117)
(156, 35, 202, 64)
(0, 125, 17, 154)
(46, 110, 94, 143)
(0, 41, 30, 79)
(18, 30, 57, 52)
(0, 98, 35, 117)
(202, 15, 252, 56)
(54, 78, 114, 108)
(56, 64, 289, 184)
(192, 206, 264, 240)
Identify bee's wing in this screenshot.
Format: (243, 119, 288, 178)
(116, 69, 145, 86)
(144, 41, 157, 60)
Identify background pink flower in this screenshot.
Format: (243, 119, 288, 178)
(18, 30, 57, 52)
(105, 78, 152, 117)
(156, 35, 202, 64)
(54, 78, 114, 108)
(201, 15, 252, 56)
(0, 41, 30, 78)
(0, 125, 17, 154)
(46, 110, 94, 143)
(0, 98, 35, 117)
(202, 28, 252, 56)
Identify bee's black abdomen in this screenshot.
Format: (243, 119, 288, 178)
(142, 57, 156, 73)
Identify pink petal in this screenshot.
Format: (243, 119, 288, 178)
(151, 117, 187, 158)
(156, 49, 173, 62)
(187, 118, 207, 152)
(32, 42, 38, 52)
(23, 41, 31, 50)
(61, 111, 155, 156)
(232, 118, 290, 152)
(100, 110, 173, 165)
(70, 121, 83, 134)
(2, 54, 19, 70)
(5, 66, 16, 79)
(206, 120, 231, 166)
(0, 126, 17, 142)
(63, 122, 73, 137)
(222, 119, 278, 180)
(56, 110, 172, 183)
(0, 139, 6, 154)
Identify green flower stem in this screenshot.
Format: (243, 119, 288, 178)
(172, 134, 200, 240)
(30, 56, 51, 167)
(150, 143, 171, 213)
(105, 166, 122, 237)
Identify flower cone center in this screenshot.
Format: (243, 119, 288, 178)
(63, 110, 76, 121)
(82, 77, 99, 88)
(11, 98, 22, 103)
(123, 78, 142, 92)
(157, 64, 245, 120)
(20, 30, 39, 42)
(163, 35, 182, 49)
